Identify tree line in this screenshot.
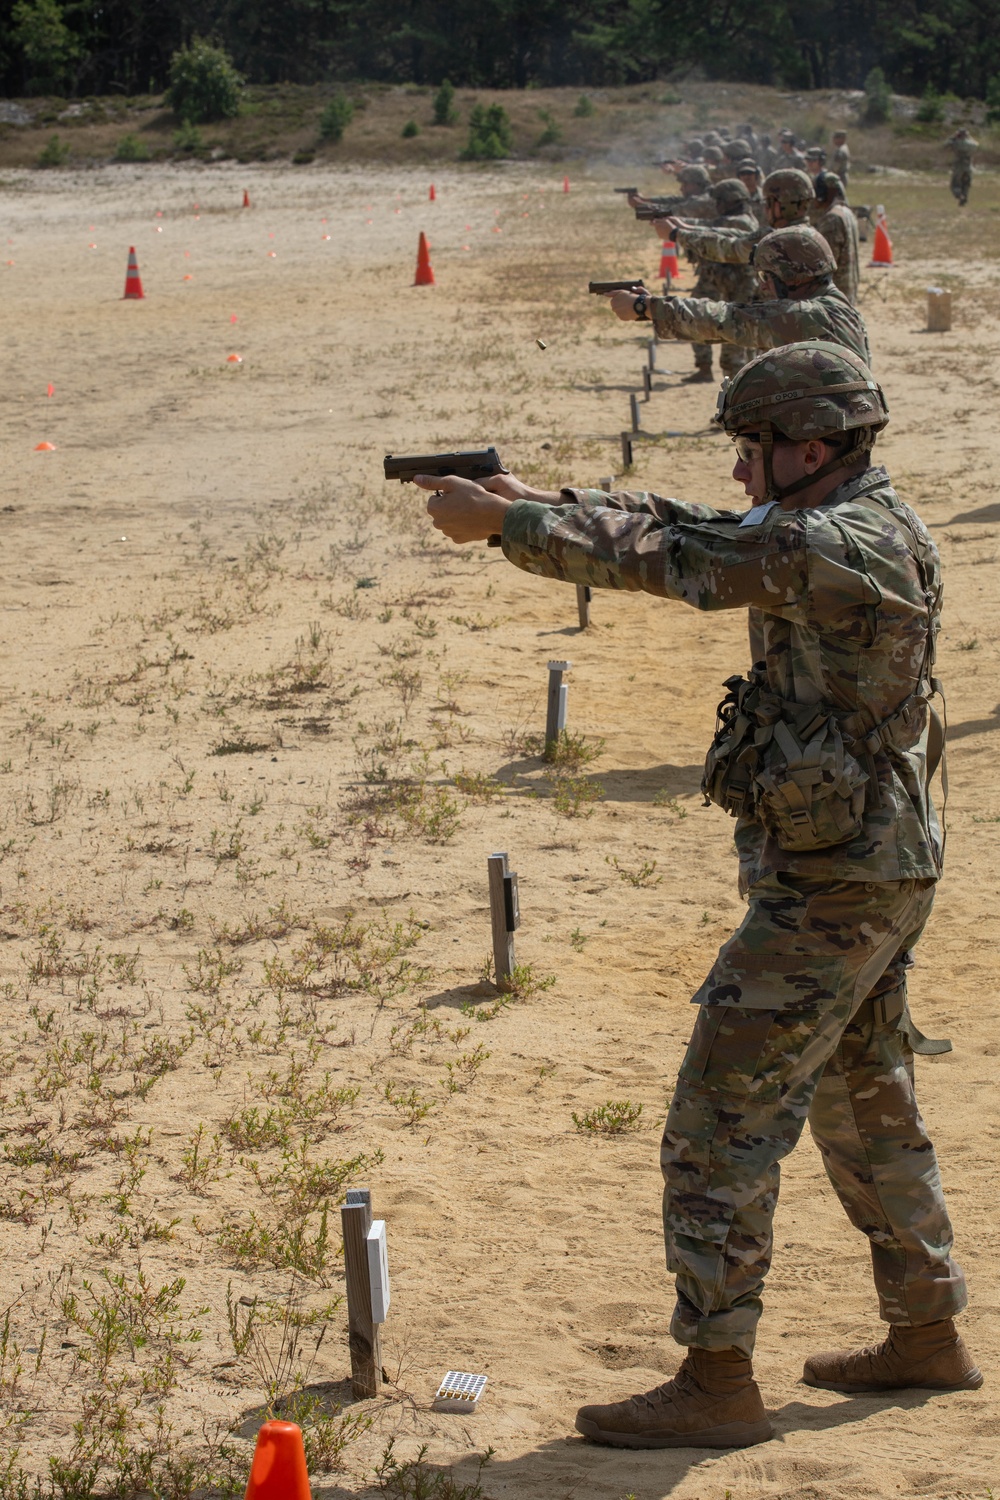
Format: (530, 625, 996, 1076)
(4, 0, 999, 106)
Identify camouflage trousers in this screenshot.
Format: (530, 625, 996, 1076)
(950, 169, 971, 206)
(691, 341, 749, 377)
(661, 874, 967, 1357)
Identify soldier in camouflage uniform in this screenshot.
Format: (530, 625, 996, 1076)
(608, 226, 871, 367)
(659, 168, 815, 268)
(703, 145, 727, 183)
(736, 159, 767, 227)
(945, 127, 978, 206)
(630, 162, 715, 223)
(811, 171, 860, 305)
(831, 130, 851, 188)
(412, 339, 980, 1449)
(777, 128, 807, 170)
(804, 145, 826, 179)
(681, 179, 759, 383)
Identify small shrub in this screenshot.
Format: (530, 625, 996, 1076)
(432, 79, 458, 126)
(460, 103, 513, 161)
(660, 88, 682, 105)
(172, 119, 205, 155)
(916, 85, 945, 124)
(574, 94, 595, 117)
(572, 1099, 644, 1134)
(535, 108, 561, 148)
(374, 1439, 493, 1499)
(114, 132, 150, 162)
(168, 37, 242, 123)
(402, 119, 419, 138)
(38, 133, 69, 167)
(319, 94, 354, 143)
(861, 66, 892, 126)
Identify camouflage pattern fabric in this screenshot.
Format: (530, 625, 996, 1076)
(674, 205, 811, 268)
(687, 209, 758, 375)
(499, 464, 941, 887)
(645, 190, 716, 221)
(777, 145, 808, 171)
(648, 284, 872, 366)
(663, 873, 966, 1355)
(945, 136, 977, 205)
(831, 142, 850, 187)
(812, 202, 860, 305)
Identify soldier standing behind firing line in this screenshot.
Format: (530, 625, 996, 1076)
(413, 339, 979, 1450)
(831, 130, 851, 188)
(607, 226, 871, 369)
(945, 127, 978, 207)
(811, 171, 860, 305)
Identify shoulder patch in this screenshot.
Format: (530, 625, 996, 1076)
(739, 501, 778, 528)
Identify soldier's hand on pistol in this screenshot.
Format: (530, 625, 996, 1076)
(412, 474, 513, 544)
(609, 289, 643, 321)
(627, 191, 648, 208)
(654, 215, 684, 237)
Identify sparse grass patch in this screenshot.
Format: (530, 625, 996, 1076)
(572, 1100, 644, 1134)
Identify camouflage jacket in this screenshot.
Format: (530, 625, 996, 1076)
(812, 202, 860, 305)
(691, 211, 759, 301)
(649, 284, 872, 365)
(945, 137, 977, 169)
(675, 219, 766, 266)
(831, 144, 850, 184)
(645, 191, 715, 220)
(500, 466, 943, 888)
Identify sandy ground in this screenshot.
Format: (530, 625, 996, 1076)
(1, 158, 999, 1500)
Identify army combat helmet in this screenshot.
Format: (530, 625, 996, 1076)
(714, 340, 889, 502)
(761, 167, 815, 220)
(751, 225, 835, 295)
(678, 163, 711, 191)
(710, 177, 751, 215)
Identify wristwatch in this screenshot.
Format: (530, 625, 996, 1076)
(633, 294, 649, 320)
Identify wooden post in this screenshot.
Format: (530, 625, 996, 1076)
(647, 338, 658, 371)
(341, 1188, 382, 1399)
(629, 391, 640, 432)
(488, 852, 515, 990)
(642, 366, 652, 399)
(575, 584, 591, 629)
(545, 659, 570, 746)
(927, 287, 952, 332)
(620, 431, 633, 468)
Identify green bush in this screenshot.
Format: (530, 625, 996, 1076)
(37, 132, 70, 167)
(168, 37, 242, 123)
(460, 103, 513, 161)
(432, 78, 458, 126)
(916, 85, 945, 124)
(862, 66, 892, 126)
(172, 119, 204, 155)
(114, 132, 149, 162)
(319, 93, 354, 142)
(535, 108, 561, 147)
(986, 76, 1000, 125)
(573, 94, 595, 117)
(402, 119, 419, 138)
(12, 0, 79, 94)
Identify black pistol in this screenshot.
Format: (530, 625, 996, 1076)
(383, 447, 510, 546)
(588, 279, 647, 294)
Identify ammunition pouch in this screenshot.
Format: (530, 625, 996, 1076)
(701, 670, 928, 854)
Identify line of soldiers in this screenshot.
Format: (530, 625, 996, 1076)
(664, 124, 850, 190)
(613, 144, 864, 382)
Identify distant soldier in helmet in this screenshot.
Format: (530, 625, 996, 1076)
(606, 224, 872, 366)
(811, 171, 860, 304)
(680, 178, 759, 384)
(944, 127, 978, 206)
(703, 144, 727, 182)
(415, 338, 977, 1449)
(831, 130, 851, 187)
(627, 162, 715, 222)
(654, 168, 816, 267)
(804, 145, 827, 178)
(777, 127, 807, 169)
(736, 158, 767, 227)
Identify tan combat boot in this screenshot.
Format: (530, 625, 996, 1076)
(803, 1318, 983, 1393)
(574, 1347, 773, 1449)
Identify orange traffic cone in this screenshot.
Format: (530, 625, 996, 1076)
(870, 208, 893, 267)
(244, 1421, 310, 1500)
(243, 189, 251, 208)
(123, 247, 144, 299)
(414, 231, 435, 286)
(429, 183, 436, 201)
(659, 240, 680, 280)
(562, 176, 570, 193)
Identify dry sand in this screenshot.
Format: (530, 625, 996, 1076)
(1, 157, 998, 1499)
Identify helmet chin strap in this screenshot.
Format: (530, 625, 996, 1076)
(761, 424, 870, 504)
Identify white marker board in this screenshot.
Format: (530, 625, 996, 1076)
(367, 1218, 390, 1324)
